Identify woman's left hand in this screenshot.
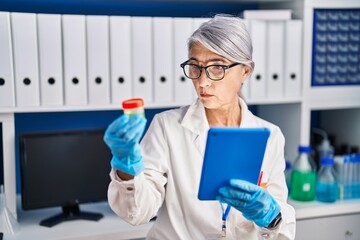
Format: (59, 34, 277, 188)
(217, 179, 281, 228)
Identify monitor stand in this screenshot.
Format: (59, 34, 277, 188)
(39, 204, 103, 227)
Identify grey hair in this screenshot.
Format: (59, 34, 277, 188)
(188, 14, 254, 72)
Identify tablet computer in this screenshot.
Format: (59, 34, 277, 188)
(198, 127, 270, 200)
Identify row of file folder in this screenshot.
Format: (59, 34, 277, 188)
(243, 19, 303, 100)
(0, 11, 303, 108)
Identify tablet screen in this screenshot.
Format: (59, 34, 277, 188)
(198, 127, 270, 200)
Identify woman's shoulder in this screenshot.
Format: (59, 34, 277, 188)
(152, 105, 190, 123)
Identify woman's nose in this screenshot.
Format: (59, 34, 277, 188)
(198, 70, 212, 88)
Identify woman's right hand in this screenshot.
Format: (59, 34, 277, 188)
(103, 114, 147, 176)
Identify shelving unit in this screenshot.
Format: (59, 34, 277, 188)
(300, 0, 360, 145)
(290, 199, 360, 240)
(293, 1, 360, 239)
(1, 0, 360, 239)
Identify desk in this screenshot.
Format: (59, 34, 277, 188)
(4, 197, 153, 240)
(289, 199, 360, 240)
(4, 198, 360, 240)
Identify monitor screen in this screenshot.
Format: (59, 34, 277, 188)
(19, 128, 111, 227)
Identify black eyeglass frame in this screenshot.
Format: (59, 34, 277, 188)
(180, 61, 242, 81)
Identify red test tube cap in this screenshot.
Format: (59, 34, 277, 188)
(122, 98, 144, 110)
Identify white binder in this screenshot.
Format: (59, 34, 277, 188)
(11, 12, 40, 107)
(153, 17, 173, 104)
(243, 10, 292, 20)
(249, 20, 267, 100)
(37, 14, 63, 106)
(284, 20, 302, 98)
(266, 21, 285, 99)
(86, 15, 110, 105)
(62, 15, 87, 105)
(0, 12, 15, 107)
(173, 18, 194, 104)
(192, 17, 210, 31)
(131, 17, 153, 103)
(109, 16, 132, 104)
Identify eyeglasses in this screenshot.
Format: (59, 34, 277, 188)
(180, 61, 241, 81)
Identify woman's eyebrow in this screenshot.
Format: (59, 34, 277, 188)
(188, 58, 227, 64)
(208, 58, 226, 63)
(188, 57, 198, 62)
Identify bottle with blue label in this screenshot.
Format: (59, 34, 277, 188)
(290, 146, 317, 201)
(316, 156, 338, 202)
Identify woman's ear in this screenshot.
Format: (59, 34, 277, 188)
(242, 66, 252, 78)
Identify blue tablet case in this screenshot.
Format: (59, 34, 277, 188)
(198, 128, 270, 200)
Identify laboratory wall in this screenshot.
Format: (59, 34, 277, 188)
(12, 108, 175, 193)
(0, 0, 259, 17)
(318, 108, 360, 153)
(0, 0, 265, 194)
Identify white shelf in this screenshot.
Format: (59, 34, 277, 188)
(289, 199, 360, 220)
(247, 97, 302, 105)
(0, 102, 186, 114)
(0, 98, 304, 113)
(304, 0, 360, 8)
(5, 197, 153, 240)
(303, 86, 360, 110)
(6, 196, 360, 240)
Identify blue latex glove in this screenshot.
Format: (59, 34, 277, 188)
(103, 114, 147, 176)
(217, 179, 281, 228)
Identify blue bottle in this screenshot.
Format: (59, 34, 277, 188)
(316, 156, 338, 202)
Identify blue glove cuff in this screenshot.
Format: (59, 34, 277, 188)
(111, 156, 144, 176)
(244, 199, 281, 228)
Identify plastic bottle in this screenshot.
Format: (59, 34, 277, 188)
(316, 156, 338, 202)
(290, 146, 317, 201)
(312, 128, 334, 170)
(285, 160, 292, 194)
(313, 128, 334, 158)
(122, 98, 145, 116)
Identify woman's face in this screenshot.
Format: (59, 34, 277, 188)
(188, 43, 250, 109)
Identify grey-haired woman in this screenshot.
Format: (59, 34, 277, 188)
(104, 14, 296, 239)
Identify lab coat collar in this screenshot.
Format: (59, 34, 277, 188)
(181, 97, 254, 134)
(181, 98, 209, 136)
(239, 98, 256, 128)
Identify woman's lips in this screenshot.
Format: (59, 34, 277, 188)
(200, 93, 213, 98)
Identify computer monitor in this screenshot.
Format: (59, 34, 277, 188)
(19, 128, 111, 227)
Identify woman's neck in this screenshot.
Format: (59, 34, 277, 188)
(205, 102, 242, 127)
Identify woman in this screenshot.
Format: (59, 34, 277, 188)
(104, 15, 296, 239)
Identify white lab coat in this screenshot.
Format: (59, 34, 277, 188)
(108, 98, 296, 240)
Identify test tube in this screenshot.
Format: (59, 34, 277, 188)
(356, 154, 360, 198)
(334, 155, 344, 200)
(344, 155, 351, 199)
(122, 98, 145, 116)
(352, 155, 356, 199)
(348, 154, 357, 199)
